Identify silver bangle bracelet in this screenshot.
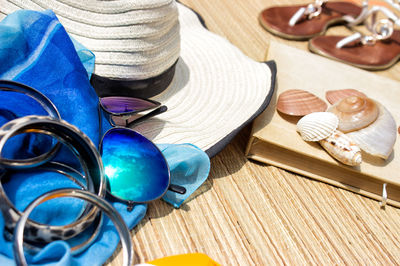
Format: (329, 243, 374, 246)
(12, 213, 104, 256)
(0, 115, 106, 243)
(0, 80, 61, 168)
(1, 161, 94, 239)
(13, 189, 133, 266)
(2, 162, 102, 255)
(36, 161, 95, 193)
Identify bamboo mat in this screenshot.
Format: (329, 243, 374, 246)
(107, 1, 400, 265)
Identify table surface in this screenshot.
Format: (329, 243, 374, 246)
(107, 1, 400, 265)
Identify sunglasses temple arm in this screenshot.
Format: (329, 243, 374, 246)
(127, 105, 167, 127)
(125, 184, 185, 212)
(168, 184, 186, 195)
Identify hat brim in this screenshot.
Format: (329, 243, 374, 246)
(131, 4, 276, 157)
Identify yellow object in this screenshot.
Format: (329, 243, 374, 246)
(148, 253, 220, 266)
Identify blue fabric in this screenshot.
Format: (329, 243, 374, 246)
(0, 9, 210, 265)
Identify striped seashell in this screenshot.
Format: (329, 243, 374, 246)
(296, 112, 339, 141)
(277, 89, 327, 116)
(325, 89, 367, 105)
(319, 130, 362, 166)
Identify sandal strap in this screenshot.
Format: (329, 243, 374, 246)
(342, 1, 370, 27)
(343, 1, 399, 26)
(336, 4, 399, 48)
(384, 0, 400, 12)
(289, 0, 327, 26)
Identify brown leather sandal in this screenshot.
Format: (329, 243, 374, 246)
(309, 5, 400, 70)
(259, 1, 362, 40)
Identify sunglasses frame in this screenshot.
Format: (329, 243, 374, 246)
(98, 96, 167, 127)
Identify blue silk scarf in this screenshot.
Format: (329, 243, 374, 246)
(0, 9, 210, 265)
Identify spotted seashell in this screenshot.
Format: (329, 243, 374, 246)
(325, 89, 367, 105)
(277, 89, 327, 116)
(319, 130, 362, 166)
(296, 112, 339, 141)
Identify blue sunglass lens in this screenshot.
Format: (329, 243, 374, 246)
(101, 128, 170, 203)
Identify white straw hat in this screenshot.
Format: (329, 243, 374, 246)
(0, 1, 276, 157)
(133, 4, 276, 157)
(0, 0, 180, 80)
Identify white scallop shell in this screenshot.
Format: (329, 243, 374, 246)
(346, 103, 397, 159)
(297, 112, 339, 141)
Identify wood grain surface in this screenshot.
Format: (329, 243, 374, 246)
(107, 1, 400, 265)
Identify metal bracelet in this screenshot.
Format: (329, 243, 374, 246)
(13, 188, 133, 266)
(0, 116, 106, 243)
(13, 213, 104, 256)
(0, 80, 61, 168)
(2, 162, 103, 255)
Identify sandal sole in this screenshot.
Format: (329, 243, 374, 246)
(259, 14, 347, 41)
(258, 2, 362, 41)
(308, 39, 400, 70)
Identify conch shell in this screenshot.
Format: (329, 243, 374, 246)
(297, 112, 362, 166)
(277, 89, 327, 116)
(328, 96, 379, 133)
(346, 103, 397, 160)
(320, 130, 362, 166)
(327, 95, 397, 160)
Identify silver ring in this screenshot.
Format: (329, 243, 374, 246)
(0, 116, 106, 243)
(13, 188, 133, 266)
(0, 80, 61, 168)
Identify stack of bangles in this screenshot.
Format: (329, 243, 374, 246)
(0, 80, 141, 266)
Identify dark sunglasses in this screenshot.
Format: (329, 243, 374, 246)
(99, 96, 167, 127)
(98, 96, 186, 211)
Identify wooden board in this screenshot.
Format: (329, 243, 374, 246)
(246, 41, 400, 207)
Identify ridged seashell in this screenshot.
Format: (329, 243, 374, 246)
(277, 89, 327, 116)
(347, 103, 397, 159)
(319, 130, 362, 166)
(328, 96, 379, 133)
(325, 89, 367, 105)
(297, 112, 339, 141)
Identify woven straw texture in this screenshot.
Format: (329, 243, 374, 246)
(131, 3, 272, 153)
(0, 0, 181, 79)
(105, 0, 400, 265)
